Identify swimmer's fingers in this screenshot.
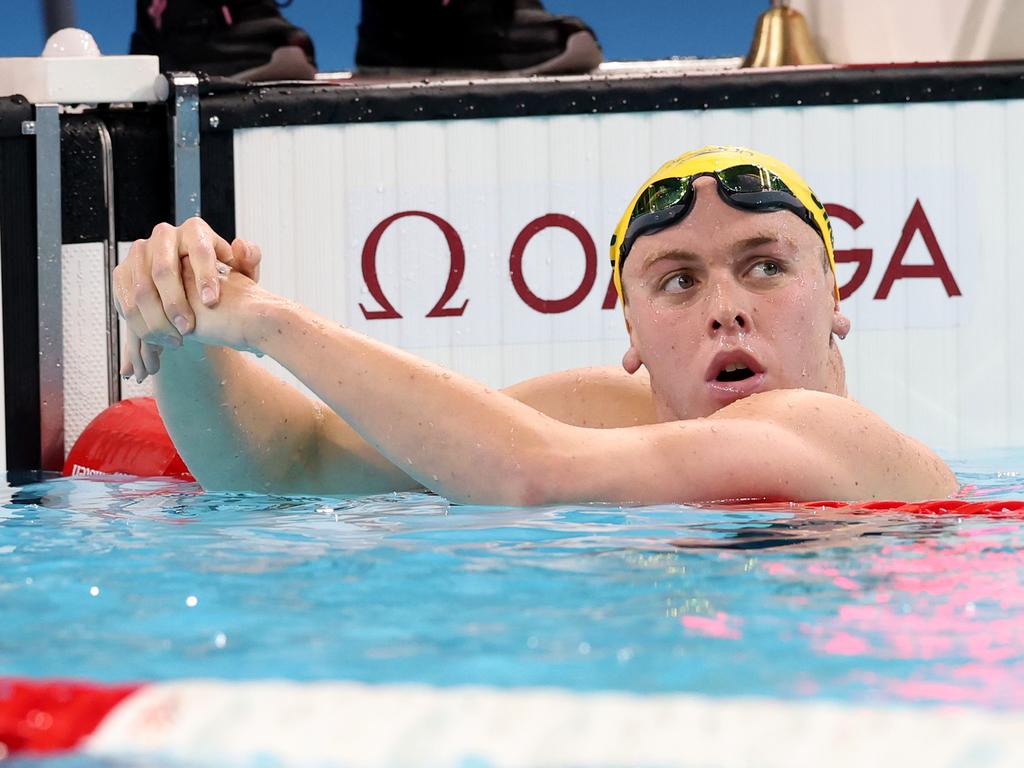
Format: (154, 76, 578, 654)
(121, 332, 146, 383)
(130, 235, 182, 348)
(141, 341, 162, 377)
(121, 331, 162, 381)
(111, 245, 136, 325)
(114, 239, 171, 347)
(147, 223, 194, 337)
(179, 217, 232, 307)
(230, 238, 261, 283)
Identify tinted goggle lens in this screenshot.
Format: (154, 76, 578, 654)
(629, 165, 794, 221)
(629, 177, 690, 222)
(717, 164, 791, 194)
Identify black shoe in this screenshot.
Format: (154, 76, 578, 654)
(130, 0, 317, 80)
(355, 0, 602, 76)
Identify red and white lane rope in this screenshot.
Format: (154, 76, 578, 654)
(3, 678, 1024, 766)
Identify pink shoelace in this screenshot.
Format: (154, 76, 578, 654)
(147, 0, 233, 30)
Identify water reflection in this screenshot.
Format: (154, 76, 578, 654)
(1, 473, 1022, 707)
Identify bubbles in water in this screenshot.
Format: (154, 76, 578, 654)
(89, 585, 100, 597)
(185, 595, 199, 607)
(214, 632, 228, 648)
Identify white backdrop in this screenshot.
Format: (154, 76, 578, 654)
(792, 0, 1024, 64)
(228, 100, 1023, 454)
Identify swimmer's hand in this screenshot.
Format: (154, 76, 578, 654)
(112, 217, 263, 382)
(177, 256, 279, 354)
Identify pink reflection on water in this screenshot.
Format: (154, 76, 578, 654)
(788, 521, 1024, 706)
(681, 611, 743, 640)
(820, 630, 870, 656)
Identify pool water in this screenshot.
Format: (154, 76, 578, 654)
(2, 451, 1023, 720)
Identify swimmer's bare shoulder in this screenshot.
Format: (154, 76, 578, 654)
(503, 366, 658, 428)
(709, 388, 959, 500)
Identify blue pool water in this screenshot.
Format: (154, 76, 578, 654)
(2, 450, 1023, 718)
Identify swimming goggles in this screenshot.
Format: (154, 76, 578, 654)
(609, 146, 838, 302)
(615, 165, 825, 272)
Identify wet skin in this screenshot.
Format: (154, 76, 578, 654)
(112, 183, 955, 502)
(619, 175, 851, 421)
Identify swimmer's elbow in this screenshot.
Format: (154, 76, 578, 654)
(442, 441, 563, 507)
(502, 438, 585, 507)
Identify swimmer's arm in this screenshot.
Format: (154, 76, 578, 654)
(236, 288, 954, 502)
(278, 365, 655, 494)
(538, 393, 958, 504)
(158, 349, 652, 495)
(155, 342, 421, 495)
(191, 271, 949, 503)
(236, 297, 839, 504)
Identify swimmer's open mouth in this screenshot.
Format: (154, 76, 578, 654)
(716, 365, 756, 383)
(705, 350, 765, 387)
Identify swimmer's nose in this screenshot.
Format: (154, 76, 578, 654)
(706, 282, 751, 335)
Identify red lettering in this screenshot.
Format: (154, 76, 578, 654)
(509, 214, 597, 314)
(601, 273, 619, 310)
(874, 199, 961, 300)
(825, 203, 873, 301)
(359, 211, 469, 320)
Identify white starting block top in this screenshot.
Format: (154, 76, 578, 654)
(0, 28, 161, 104)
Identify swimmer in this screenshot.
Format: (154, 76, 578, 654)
(111, 146, 958, 504)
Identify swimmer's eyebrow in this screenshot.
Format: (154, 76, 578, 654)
(731, 234, 784, 252)
(638, 248, 702, 272)
(639, 234, 787, 271)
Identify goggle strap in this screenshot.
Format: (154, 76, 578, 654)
(619, 200, 695, 262)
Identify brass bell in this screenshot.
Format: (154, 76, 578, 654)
(742, 0, 827, 68)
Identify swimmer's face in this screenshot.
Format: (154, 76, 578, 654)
(620, 175, 850, 420)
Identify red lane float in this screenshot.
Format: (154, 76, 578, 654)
(801, 499, 1024, 517)
(708, 499, 1024, 518)
(63, 397, 194, 480)
(2, 677, 1024, 765)
(0, 678, 139, 755)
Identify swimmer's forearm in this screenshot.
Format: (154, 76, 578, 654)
(155, 343, 418, 494)
(153, 343, 314, 491)
(251, 300, 570, 505)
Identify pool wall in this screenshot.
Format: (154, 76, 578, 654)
(1, 59, 1023, 473)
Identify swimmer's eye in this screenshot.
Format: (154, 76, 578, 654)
(661, 272, 695, 293)
(751, 260, 783, 278)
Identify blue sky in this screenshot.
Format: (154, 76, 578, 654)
(4, 1, 766, 70)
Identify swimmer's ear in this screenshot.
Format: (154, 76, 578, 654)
(622, 346, 642, 374)
(621, 314, 643, 374)
(831, 309, 851, 341)
(828, 273, 851, 340)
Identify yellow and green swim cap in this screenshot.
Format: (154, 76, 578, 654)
(610, 146, 837, 300)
